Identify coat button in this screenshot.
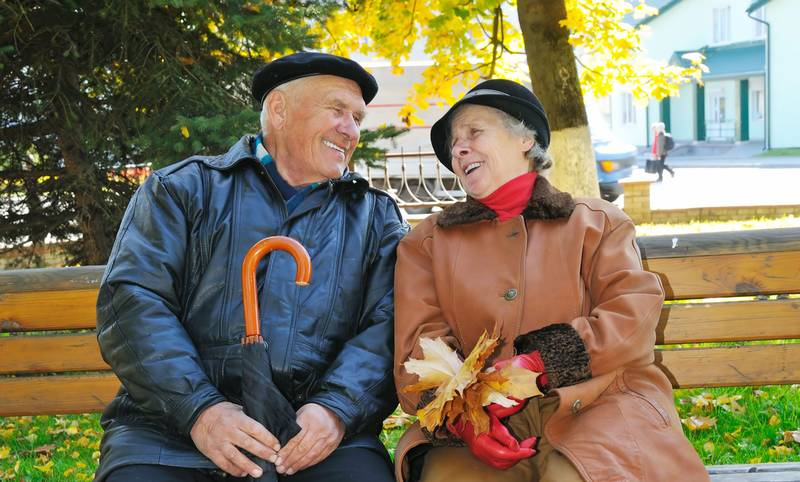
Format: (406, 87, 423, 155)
(571, 399, 582, 414)
(503, 288, 518, 301)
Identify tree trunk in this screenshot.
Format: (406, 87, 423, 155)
(58, 132, 112, 265)
(516, 0, 599, 198)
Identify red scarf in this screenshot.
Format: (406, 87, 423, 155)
(477, 172, 537, 221)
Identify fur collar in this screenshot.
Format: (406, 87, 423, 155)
(436, 176, 575, 228)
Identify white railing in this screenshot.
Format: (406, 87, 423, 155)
(358, 150, 466, 208)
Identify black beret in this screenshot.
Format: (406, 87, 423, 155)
(431, 79, 551, 172)
(251, 52, 378, 105)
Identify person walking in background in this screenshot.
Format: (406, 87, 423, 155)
(651, 122, 675, 182)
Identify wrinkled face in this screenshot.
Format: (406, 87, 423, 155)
(449, 104, 533, 199)
(281, 75, 366, 181)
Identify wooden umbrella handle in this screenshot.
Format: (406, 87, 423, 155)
(242, 236, 311, 341)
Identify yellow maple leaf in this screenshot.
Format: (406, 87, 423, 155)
(33, 459, 54, 474)
(479, 365, 542, 407)
(769, 415, 781, 426)
(180, 126, 190, 139)
(0, 446, 9, 460)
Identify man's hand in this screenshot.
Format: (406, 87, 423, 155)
(276, 403, 345, 475)
(190, 401, 281, 478)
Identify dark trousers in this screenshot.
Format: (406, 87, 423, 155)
(105, 447, 394, 482)
(657, 156, 674, 181)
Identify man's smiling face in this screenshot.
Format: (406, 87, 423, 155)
(281, 75, 366, 182)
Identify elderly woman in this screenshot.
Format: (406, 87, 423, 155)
(392, 80, 707, 482)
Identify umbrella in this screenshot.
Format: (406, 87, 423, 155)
(241, 236, 312, 481)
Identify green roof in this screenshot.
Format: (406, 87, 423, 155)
(672, 40, 765, 79)
(747, 0, 772, 13)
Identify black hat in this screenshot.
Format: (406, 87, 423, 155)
(430, 79, 550, 172)
(251, 52, 378, 105)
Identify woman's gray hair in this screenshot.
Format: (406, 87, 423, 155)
(447, 105, 553, 173)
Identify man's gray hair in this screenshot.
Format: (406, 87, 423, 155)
(447, 105, 553, 173)
(259, 77, 309, 137)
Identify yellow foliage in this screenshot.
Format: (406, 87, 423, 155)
(0, 447, 9, 460)
(403, 327, 540, 434)
(313, 0, 706, 123)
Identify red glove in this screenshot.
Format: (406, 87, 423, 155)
(447, 413, 538, 470)
(488, 351, 548, 419)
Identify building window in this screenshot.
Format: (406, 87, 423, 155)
(621, 93, 636, 124)
(713, 6, 731, 43)
(751, 89, 764, 119)
(751, 7, 766, 37)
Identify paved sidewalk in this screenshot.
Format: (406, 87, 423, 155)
(619, 167, 800, 210)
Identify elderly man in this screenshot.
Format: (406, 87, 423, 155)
(95, 52, 406, 482)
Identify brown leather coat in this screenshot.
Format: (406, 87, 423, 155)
(393, 178, 707, 482)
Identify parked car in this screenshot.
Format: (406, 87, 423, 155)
(593, 133, 638, 202)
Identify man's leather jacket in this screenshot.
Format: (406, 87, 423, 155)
(95, 135, 407, 479)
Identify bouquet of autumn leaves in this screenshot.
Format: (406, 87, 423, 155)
(403, 328, 543, 436)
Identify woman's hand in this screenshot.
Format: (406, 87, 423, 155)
(447, 412, 538, 470)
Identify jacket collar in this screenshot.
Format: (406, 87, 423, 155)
(200, 134, 369, 198)
(436, 176, 575, 228)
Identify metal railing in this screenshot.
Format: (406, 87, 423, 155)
(359, 150, 466, 209)
(705, 121, 737, 142)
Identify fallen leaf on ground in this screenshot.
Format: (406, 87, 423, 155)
(682, 416, 717, 431)
(783, 430, 800, 444)
(769, 445, 795, 457)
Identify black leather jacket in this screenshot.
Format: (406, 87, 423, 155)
(95, 135, 407, 479)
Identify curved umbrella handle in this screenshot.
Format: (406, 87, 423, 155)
(242, 236, 311, 342)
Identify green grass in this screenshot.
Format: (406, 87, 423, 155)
(0, 414, 101, 481)
(675, 386, 800, 465)
(757, 148, 800, 157)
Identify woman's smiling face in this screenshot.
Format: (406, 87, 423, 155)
(449, 104, 533, 199)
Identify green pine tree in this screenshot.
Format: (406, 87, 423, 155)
(0, 0, 335, 265)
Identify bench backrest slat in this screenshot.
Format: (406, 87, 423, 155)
(0, 374, 119, 417)
(0, 288, 98, 331)
(656, 344, 800, 388)
(644, 251, 800, 299)
(658, 299, 800, 344)
(0, 333, 109, 375)
(0, 265, 104, 293)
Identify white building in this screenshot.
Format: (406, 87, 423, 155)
(594, 0, 798, 149)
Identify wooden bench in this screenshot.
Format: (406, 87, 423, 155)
(1, 227, 799, 480)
